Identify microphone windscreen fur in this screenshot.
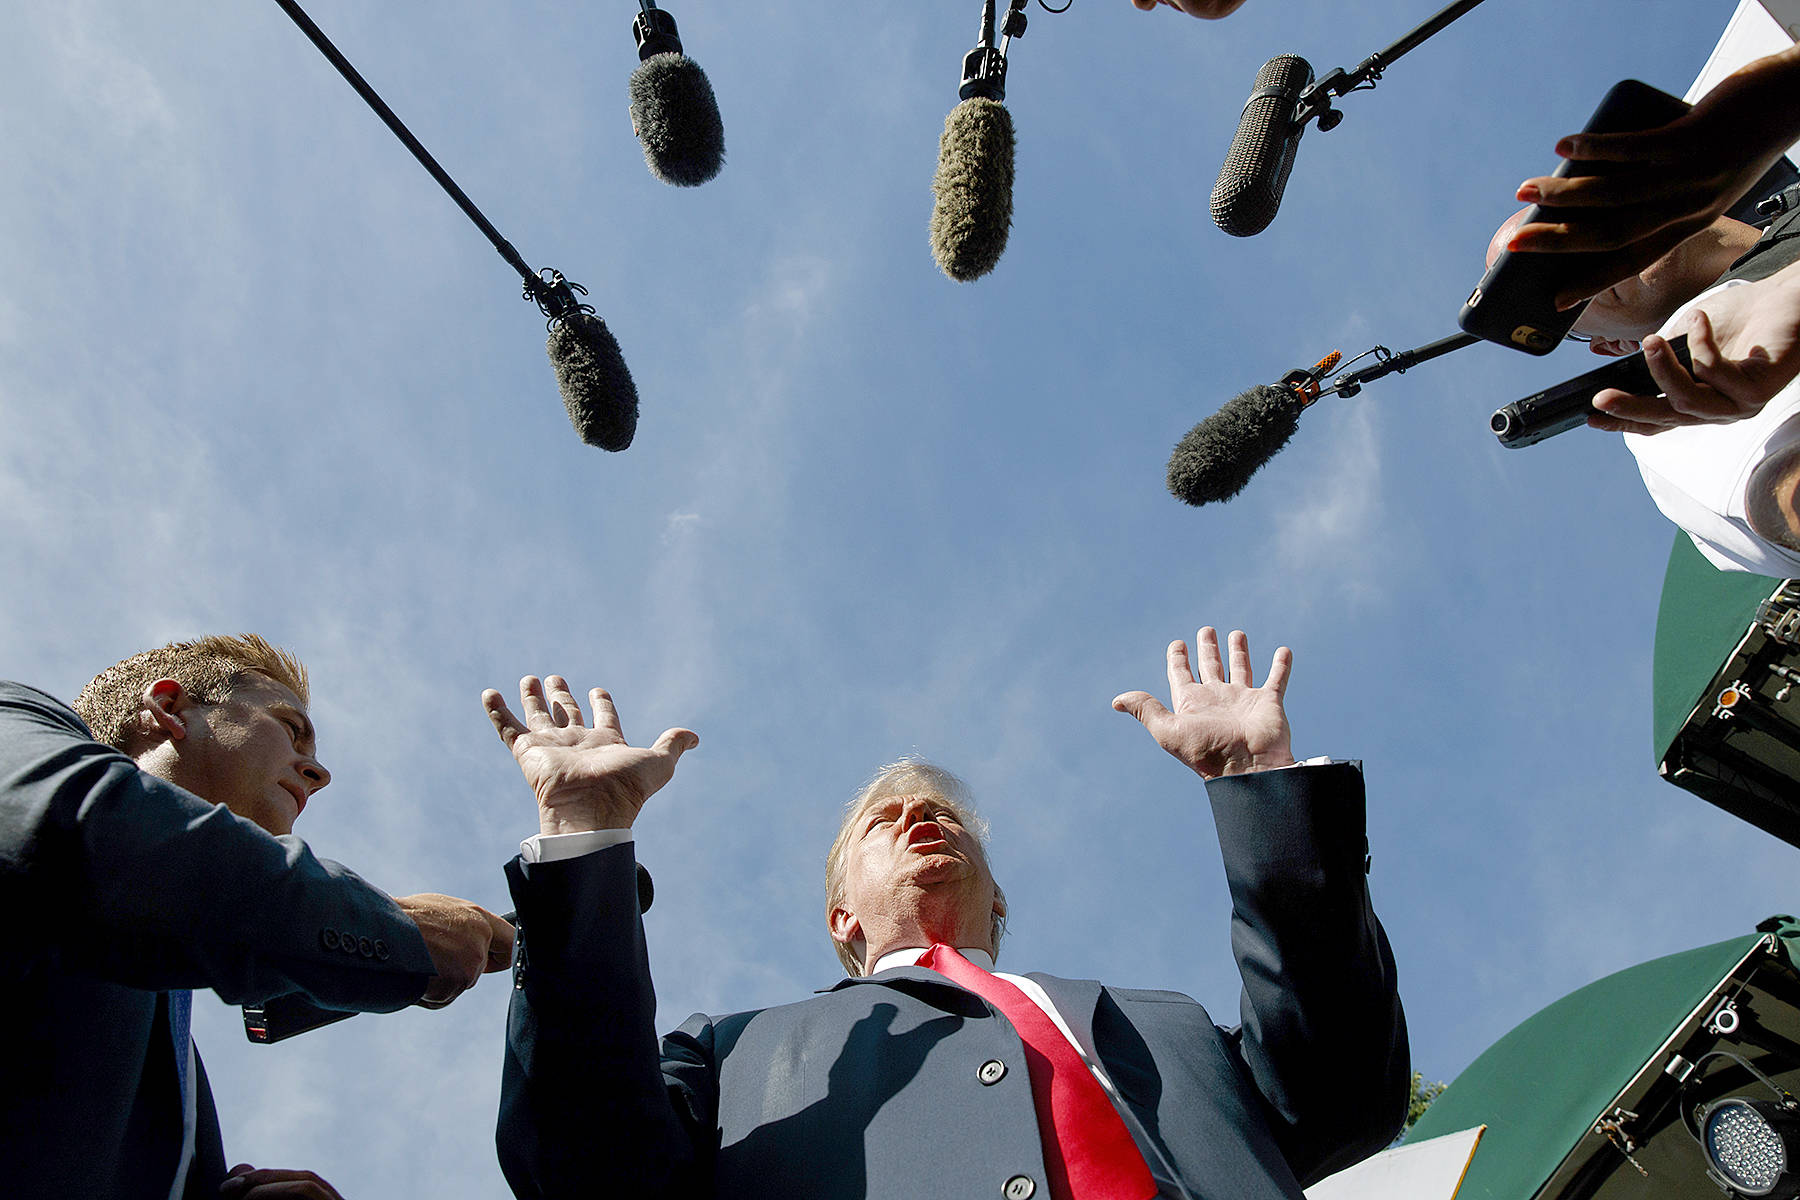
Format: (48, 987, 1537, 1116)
(628, 53, 725, 187)
(1166, 384, 1305, 505)
(548, 312, 639, 451)
(930, 96, 1015, 282)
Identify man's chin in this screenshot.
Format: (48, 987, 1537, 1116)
(904, 854, 972, 885)
(229, 798, 298, 837)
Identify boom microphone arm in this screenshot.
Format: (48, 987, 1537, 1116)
(268, 0, 639, 448)
(271, 0, 544, 300)
(1321, 332, 1481, 398)
(1291, 0, 1489, 134)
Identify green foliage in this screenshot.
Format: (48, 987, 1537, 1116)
(1399, 1071, 1447, 1143)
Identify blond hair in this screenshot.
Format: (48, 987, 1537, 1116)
(74, 634, 310, 752)
(824, 758, 1005, 976)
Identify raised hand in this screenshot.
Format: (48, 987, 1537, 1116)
(1112, 627, 1295, 779)
(483, 675, 697, 836)
(1129, 0, 1252, 16)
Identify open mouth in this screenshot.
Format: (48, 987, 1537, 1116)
(907, 822, 947, 849)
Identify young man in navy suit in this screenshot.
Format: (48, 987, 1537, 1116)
(0, 634, 516, 1200)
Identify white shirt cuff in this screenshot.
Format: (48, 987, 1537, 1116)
(520, 828, 634, 864)
(1258, 755, 1339, 771)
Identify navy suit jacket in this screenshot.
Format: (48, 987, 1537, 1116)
(0, 682, 436, 1200)
(497, 761, 1408, 1200)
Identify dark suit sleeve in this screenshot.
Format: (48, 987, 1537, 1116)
(499, 844, 708, 1200)
(0, 682, 432, 1009)
(1203, 760, 1409, 1185)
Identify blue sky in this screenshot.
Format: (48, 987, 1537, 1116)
(1, 0, 1785, 1193)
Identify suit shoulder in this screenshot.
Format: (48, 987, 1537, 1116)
(0, 682, 90, 735)
(1105, 985, 1203, 1006)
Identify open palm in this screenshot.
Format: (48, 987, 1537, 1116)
(1113, 628, 1294, 779)
(484, 675, 697, 835)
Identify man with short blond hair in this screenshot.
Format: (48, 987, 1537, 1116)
(1, 634, 516, 1200)
(74, 633, 312, 751)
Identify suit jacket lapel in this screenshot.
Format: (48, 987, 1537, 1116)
(1025, 974, 1105, 1061)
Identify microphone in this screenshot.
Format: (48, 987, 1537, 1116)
(1210, 54, 1314, 238)
(1167, 353, 1339, 506)
(930, 98, 1015, 281)
(1166, 383, 1306, 505)
(930, 0, 1024, 282)
(1491, 334, 1694, 448)
(628, 4, 725, 188)
(548, 311, 640, 452)
(531, 269, 639, 452)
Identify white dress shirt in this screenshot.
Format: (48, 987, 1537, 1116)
(1625, 279, 1800, 577)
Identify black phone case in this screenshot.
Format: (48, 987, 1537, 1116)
(1459, 80, 1691, 355)
(243, 994, 357, 1044)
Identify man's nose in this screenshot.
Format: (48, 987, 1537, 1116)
(899, 796, 933, 825)
(300, 758, 331, 793)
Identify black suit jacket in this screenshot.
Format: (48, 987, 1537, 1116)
(497, 761, 1408, 1200)
(0, 682, 436, 1200)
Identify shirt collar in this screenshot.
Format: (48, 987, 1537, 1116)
(870, 946, 995, 975)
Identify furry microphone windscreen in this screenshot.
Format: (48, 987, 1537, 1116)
(929, 96, 1015, 282)
(628, 53, 725, 187)
(1166, 384, 1305, 505)
(547, 312, 639, 452)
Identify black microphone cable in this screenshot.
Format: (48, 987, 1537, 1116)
(269, 0, 640, 450)
(1211, 0, 1491, 237)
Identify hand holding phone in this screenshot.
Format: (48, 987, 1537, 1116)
(1460, 80, 1692, 355)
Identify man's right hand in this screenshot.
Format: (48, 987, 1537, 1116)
(395, 893, 515, 1008)
(483, 675, 698, 837)
(1590, 266, 1800, 435)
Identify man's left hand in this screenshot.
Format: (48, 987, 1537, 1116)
(219, 1164, 344, 1199)
(1113, 627, 1296, 779)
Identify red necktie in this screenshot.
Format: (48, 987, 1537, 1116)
(918, 945, 1158, 1200)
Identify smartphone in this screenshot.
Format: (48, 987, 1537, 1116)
(1490, 334, 1693, 448)
(1459, 80, 1692, 355)
(242, 994, 357, 1044)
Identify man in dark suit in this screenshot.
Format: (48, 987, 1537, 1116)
(0, 634, 517, 1200)
(486, 626, 1407, 1200)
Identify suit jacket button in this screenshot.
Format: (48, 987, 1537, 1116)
(374, 939, 390, 961)
(342, 935, 360, 955)
(1003, 1175, 1036, 1199)
(321, 928, 340, 951)
(358, 936, 375, 958)
(978, 1059, 1007, 1085)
